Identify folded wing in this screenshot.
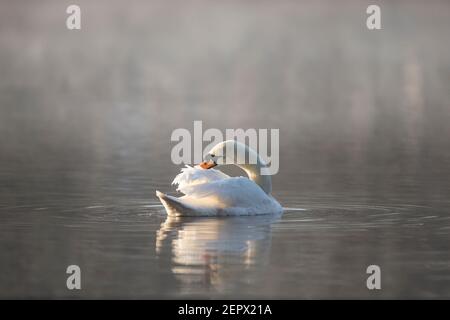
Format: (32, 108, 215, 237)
(157, 165, 282, 216)
(172, 165, 229, 195)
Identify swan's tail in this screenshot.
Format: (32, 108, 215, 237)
(156, 190, 196, 216)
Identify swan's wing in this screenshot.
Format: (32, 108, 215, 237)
(172, 165, 230, 195)
(159, 166, 282, 216)
(157, 177, 282, 216)
(181, 177, 272, 208)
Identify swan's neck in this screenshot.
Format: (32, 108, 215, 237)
(239, 163, 272, 194)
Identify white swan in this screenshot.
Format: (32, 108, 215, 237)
(156, 140, 283, 217)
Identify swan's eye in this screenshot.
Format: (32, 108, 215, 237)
(210, 154, 215, 158)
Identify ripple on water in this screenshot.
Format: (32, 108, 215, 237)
(275, 203, 447, 233)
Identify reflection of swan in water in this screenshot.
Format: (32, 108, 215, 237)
(156, 214, 280, 294)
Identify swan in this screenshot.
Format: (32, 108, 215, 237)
(156, 140, 283, 217)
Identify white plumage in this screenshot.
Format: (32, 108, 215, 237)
(156, 140, 283, 217)
(156, 165, 282, 217)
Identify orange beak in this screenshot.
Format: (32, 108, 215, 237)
(199, 160, 217, 169)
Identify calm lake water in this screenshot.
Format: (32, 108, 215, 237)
(1, 0, 450, 298)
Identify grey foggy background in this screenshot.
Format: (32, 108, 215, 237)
(1, 0, 450, 298)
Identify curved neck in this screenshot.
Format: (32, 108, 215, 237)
(238, 163, 272, 195)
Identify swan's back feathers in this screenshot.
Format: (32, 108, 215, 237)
(158, 165, 283, 216)
(172, 165, 229, 195)
(180, 176, 264, 204)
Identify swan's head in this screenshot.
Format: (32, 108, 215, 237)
(200, 140, 260, 169)
(199, 140, 272, 194)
